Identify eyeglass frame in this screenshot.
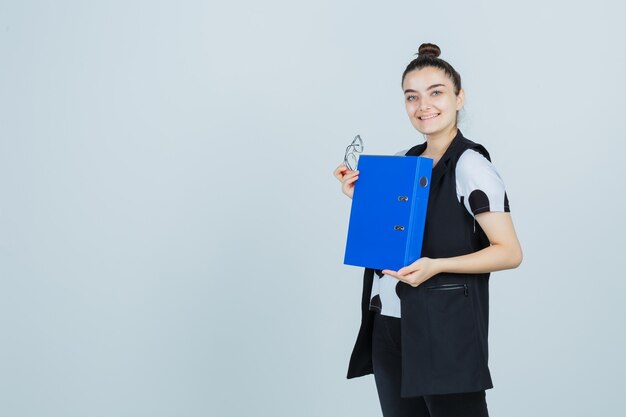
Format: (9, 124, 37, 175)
(344, 134, 364, 171)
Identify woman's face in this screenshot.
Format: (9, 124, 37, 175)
(402, 66, 464, 137)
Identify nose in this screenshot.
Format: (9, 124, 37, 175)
(419, 98, 431, 111)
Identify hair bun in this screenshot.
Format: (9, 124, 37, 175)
(417, 43, 441, 58)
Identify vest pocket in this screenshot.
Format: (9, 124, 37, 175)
(425, 282, 479, 377)
(426, 283, 468, 296)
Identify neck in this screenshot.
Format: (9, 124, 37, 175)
(424, 126, 458, 156)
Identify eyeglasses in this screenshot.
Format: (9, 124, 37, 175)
(344, 134, 364, 171)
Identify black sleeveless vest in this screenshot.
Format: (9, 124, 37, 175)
(346, 128, 495, 397)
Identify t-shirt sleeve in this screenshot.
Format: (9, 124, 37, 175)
(455, 149, 510, 216)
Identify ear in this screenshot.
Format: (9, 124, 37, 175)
(456, 88, 465, 110)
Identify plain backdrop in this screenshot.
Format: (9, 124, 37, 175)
(1, 1, 625, 416)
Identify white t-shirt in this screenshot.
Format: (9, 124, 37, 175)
(369, 148, 510, 318)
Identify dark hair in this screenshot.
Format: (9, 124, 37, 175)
(401, 43, 462, 96)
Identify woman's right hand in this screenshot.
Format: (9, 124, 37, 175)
(333, 162, 359, 199)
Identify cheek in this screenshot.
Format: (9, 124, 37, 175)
(440, 97, 456, 111)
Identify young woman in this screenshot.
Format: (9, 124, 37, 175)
(333, 43, 523, 417)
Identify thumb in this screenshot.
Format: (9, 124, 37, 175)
(398, 265, 417, 276)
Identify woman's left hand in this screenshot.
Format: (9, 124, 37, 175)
(382, 257, 441, 288)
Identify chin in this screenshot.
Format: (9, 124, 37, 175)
(416, 125, 440, 136)
(417, 120, 453, 137)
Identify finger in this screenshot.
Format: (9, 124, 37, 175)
(341, 170, 359, 181)
(342, 176, 358, 187)
(408, 272, 425, 287)
(335, 167, 359, 183)
(382, 270, 402, 280)
(338, 162, 353, 173)
(334, 164, 347, 174)
(343, 170, 359, 179)
(398, 267, 412, 276)
(333, 164, 349, 178)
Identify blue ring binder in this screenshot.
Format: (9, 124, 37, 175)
(343, 155, 433, 271)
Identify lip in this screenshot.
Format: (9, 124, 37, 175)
(419, 113, 440, 121)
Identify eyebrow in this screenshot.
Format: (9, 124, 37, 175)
(404, 84, 446, 94)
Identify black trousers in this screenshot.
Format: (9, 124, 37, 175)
(372, 311, 490, 417)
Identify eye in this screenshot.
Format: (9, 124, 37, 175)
(406, 95, 417, 102)
(432, 90, 442, 96)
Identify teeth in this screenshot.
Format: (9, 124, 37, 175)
(420, 114, 439, 120)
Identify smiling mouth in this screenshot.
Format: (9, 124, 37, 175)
(419, 113, 440, 120)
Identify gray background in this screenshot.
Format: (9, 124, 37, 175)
(1, 0, 625, 416)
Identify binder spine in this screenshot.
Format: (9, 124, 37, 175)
(404, 159, 420, 267)
(404, 158, 431, 267)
